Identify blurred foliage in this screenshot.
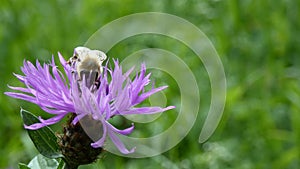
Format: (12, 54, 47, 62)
(1, 0, 300, 168)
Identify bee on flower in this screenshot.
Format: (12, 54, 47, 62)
(5, 47, 175, 165)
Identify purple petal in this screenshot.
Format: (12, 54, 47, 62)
(113, 88, 131, 113)
(24, 123, 48, 130)
(72, 113, 87, 125)
(13, 73, 25, 83)
(7, 85, 32, 94)
(124, 66, 135, 78)
(37, 113, 67, 124)
(121, 106, 175, 115)
(133, 86, 168, 105)
(58, 52, 67, 66)
(4, 92, 37, 103)
(38, 105, 71, 115)
(91, 120, 108, 148)
(24, 113, 67, 130)
(107, 127, 135, 154)
(106, 121, 134, 135)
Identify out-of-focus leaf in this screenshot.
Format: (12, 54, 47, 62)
(27, 154, 60, 169)
(18, 163, 30, 169)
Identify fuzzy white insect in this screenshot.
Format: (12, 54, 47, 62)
(68, 46, 107, 82)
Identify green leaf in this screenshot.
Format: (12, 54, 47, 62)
(27, 154, 61, 169)
(18, 163, 30, 169)
(20, 109, 63, 159)
(56, 159, 65, 169)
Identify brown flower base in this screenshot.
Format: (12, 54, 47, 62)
(58, 114, 103, 168)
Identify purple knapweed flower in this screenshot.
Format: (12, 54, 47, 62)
(5, 53, 175, 154)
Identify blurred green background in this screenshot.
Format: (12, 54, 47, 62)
(1, 0, 300, 168)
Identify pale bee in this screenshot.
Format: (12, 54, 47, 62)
(68, 46, 107, 87)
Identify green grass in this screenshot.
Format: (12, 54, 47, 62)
(1, 0, 300, 168)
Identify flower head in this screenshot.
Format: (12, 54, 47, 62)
(5, 52, 175, 154)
